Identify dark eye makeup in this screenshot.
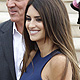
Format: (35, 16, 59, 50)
(36, 18, 42, 22)
(26, 17, 31, 21)
(26, 15, 42, 22)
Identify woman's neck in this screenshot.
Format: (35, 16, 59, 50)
(37, 38, 58, 58)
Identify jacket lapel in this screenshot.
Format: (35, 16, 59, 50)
(1, 20, 17, 80)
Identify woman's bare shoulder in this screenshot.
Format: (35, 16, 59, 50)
(47, 54, 72, 80)
(50, 54, 67, 67)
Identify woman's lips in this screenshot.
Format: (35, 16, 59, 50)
(29, 30, 39, 35)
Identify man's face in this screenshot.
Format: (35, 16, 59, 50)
(6, 0, 29, 23)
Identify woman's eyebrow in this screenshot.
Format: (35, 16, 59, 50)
(34, 16, 41, 18)
(26, 15, 41, 18)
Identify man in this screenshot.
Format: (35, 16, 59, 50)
(0, 0, 29, 80)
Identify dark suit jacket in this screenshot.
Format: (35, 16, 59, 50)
(0, 20, 17, 80)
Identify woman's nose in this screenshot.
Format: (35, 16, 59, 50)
(29, 20, 36, 28)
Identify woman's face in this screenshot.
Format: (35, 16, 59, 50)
(26, 5, 45, 42)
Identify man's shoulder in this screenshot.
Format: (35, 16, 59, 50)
(0, 20, 13, 29)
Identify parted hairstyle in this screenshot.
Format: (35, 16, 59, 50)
(21, 0, 80, 80)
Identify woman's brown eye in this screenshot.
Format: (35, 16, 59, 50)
(36, 18, 42, 22)
(26, 17, 31, 21)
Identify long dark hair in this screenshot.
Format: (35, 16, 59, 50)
(21, 0, 80, 79)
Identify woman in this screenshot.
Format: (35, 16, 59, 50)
(20, 0, 80, 80)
